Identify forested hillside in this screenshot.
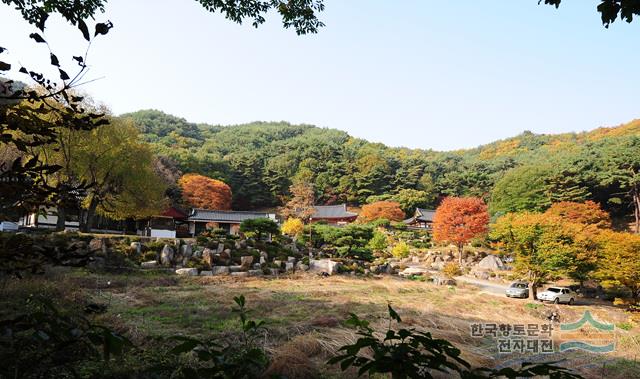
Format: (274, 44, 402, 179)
(122, 110, 640, 226)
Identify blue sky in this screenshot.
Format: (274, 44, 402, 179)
(1, 0, 639, 150)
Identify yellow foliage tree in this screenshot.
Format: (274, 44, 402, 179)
(281, 218, 304, 238)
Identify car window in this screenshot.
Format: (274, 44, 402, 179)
(548, 288, 560, 293)
(516, 283, 526, 289)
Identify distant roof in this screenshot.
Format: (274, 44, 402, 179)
(311, 204, 358, 219)
(404, 208, 436, 224)
(416, 208, 436, 222)
(188, 209, 275, 223)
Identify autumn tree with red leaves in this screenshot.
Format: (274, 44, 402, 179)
(359, 201, 405, 223)
(433, 197, 489, 264)
(544, 200, 611, 229)
(178, 174, 232, 210)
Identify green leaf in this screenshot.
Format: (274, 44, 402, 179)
(388, 304, 402, 323)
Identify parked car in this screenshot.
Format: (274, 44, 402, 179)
(0, 221, 19, 232)
(537, 286, 577, 305)
(505, 281, 529, 298)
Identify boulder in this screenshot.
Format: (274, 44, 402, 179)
(248, 270, 263, 277)
(273, 260, 282, 268)
(399, 267, 430, 277)
(130, 242, 142, 255)
(181, 244, 193, 259)
(259, 256, 267, 265)
(476, 255, 505, 270)
(141, 260, 158, 269)
(217, 243, 225, 254)
(240, 256, 254, 270)
(89, 238, 107, 253)
(200, 270, 213, 276)
(297, 264, 309, 271)
(287, 256, 296, 263)
(176, 268, 198, 276)
(202, 248, 215, 268)
(431, 262, 445, 271)
(223, 248, 232, 256)
(309, 259, 342, 275)
(231, 272, 249, 278)
(160, 245, 174, 266)
(285, 262, 295, 272)
(211, 266, 230, 275)
(433, 276, 456, 286)
(229, 265, 243, 272)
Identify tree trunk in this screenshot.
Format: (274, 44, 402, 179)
(81, 197, 99, 233)
(530, 284, 538, 300)
(56, 206, 66, 231)
(457, 244, 463, 265)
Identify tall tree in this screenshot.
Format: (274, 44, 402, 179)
(280, 181, 315, 222)
(433, 197, 489, 264)
(490, 213, 598, 298)
(592, 137, 640, 233)
(595, 230, 640, 301)
(178, 173, 232, 210)
(71, 118, 167, 231)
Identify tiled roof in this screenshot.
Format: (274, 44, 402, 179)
(404, 208, 436, 224)
(311, 204, 358, 219)
(416, 208, 436, 222)
(188, 209, 275, 223)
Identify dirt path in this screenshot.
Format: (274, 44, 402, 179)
(455, 276, 509, 296)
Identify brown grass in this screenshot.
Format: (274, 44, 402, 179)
(3, 270, 640, 378)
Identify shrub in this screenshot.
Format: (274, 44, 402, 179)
(281, 218, 304, 237)
(240, 218, 279, 240)
(391, 241, 410, 258)
(443, 262, 462, 278)
(367, 231, 388, 253)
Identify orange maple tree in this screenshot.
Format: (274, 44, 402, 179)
(544, 200, 611, 228)
(178, 174, 232, 210)
(433, 197, 489, 264)
(358, 201, 405, 222)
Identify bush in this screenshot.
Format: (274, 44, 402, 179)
(443, 262, 462, 278)
(391, 241, 410, 258)
(240, 218, 279, 240)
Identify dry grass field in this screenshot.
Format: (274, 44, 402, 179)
(2, 269, 639, 378)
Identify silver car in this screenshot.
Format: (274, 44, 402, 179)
(505, 282, 529, 298)
(537, 286, 577, 305)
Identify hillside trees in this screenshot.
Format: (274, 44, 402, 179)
(359, 201, 405, 223)
(544, 201, 611, 228)
(178, 174, 232, 210)
(490, 164, 553, 216)
(589, 137, 640, 233)
(433, 197, 489, 264)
